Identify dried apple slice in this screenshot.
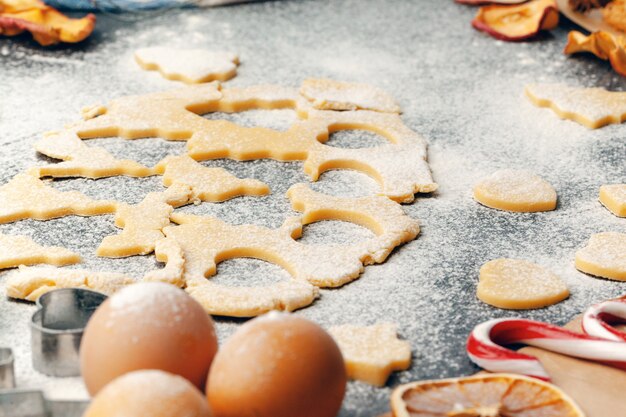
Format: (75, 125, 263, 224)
(472, 0, 559, 41)
(0, 0, 95, 46)
(457, 0, 528, 5)
(565, 30, 626, 77)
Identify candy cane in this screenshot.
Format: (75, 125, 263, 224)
(582, 299, 626, 342)
(467, 317, 626, 381)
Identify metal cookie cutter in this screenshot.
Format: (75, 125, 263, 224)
(0, 390, 89, 417)
(0, 348, 15, 389)
(31, 288, 107, 377)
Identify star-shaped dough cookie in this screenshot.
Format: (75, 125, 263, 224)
(329, 323, 411, 386)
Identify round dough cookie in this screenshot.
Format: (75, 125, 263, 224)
(83, 370, 212, 417)
(477, 258, 569, 309)
(575, 232, 626, 281)
(473, 170, 557, 212)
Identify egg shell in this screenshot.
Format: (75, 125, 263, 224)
(207, 312, 347, 417)
(82, 369, 212, 417)
(80, 282, 218, 395)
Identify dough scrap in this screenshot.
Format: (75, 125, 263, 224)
(96, 183, 192, 258)
(155, 154, 270, 202)
(473, 169, 557, 212)
(143, 238, 185, 287)
(328, 323, 411, 386)
(0, 233, 80, 269)
(525, 83, 626, 129)
(189, 91, 436, 202)
(7, 241, 186, 301)
(70, 83, 436, 202)
(135, 47, 239, 84)
(0, 173, 116, 224)
(165, 213, 365, 288)
(287, 183, 419, 264)
(300, 78, 401, 113)
(33, 131, 155, 179)
(185, 280, 319, 318)
(599, 184, 626, 217)
(477, 258, 569, 309)
(575, 232, 626, 281)
(6, 265, 136, 301)
(76, 82, 223, 140)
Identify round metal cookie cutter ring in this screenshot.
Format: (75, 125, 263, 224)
(0, 348, 15, 389)
(30, 288, 107, 377)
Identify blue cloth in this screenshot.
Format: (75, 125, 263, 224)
(45, 0, 191, 12)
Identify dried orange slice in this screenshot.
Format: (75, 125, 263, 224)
(391, 373, 586, 417)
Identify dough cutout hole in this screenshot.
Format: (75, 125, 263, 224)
(84, 137, 185, 168)
(297, 220, 376, 246)
(203, 109, 297, 132)
(324, 130, 388, 149)
(311, 170, 379, 198)
(212, 257, 293, 287)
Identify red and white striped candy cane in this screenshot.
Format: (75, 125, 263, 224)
(582, 299, 626, 342)
(467, 317, 626, 381)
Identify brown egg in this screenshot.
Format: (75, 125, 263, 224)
(207, 312, 346, 417)
(82, 369, 212, 417)
(80, 282, 218, 395)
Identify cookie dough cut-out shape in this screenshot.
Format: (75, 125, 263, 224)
(525, 83, 626, 129)
(33, 131, 155, 179)
(600, 184, 626, 217)
(70, 83, 436, 202)
(0, 173, 117, 224)
(6, 266, 136, 301)
(135, 47, 239, 84)
(300, 78, 401, 113)
(328, 323, 411, 386)
(576, 232, 626, 281)
(477, 258, 569, 309)
(76, 83, 223, 140)
(0, 233, 80, 269)
(473, 169, 557, 212)
(155, 155, 269, 202)
(286, 183, 419, 264)
(165, 213, 365, 289)
(96, 183, 192, 258)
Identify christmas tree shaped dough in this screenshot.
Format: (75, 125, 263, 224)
(576, 232, 626, 281)
(0, 173, 116, 224)
(33, 131, 154, 179)
(135, 47, 239, 84)
(599, 184, 626, 217)
(96, 183, 192, 258)
(477, 258, 569, 309)
(300, 78, 401, 113)
(155, 155, 269, 202)
(329, 323, 411, 386)
(525, 83, 626, 129)
(0, 233, 80, 269)
(474, 170, 557, 212)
